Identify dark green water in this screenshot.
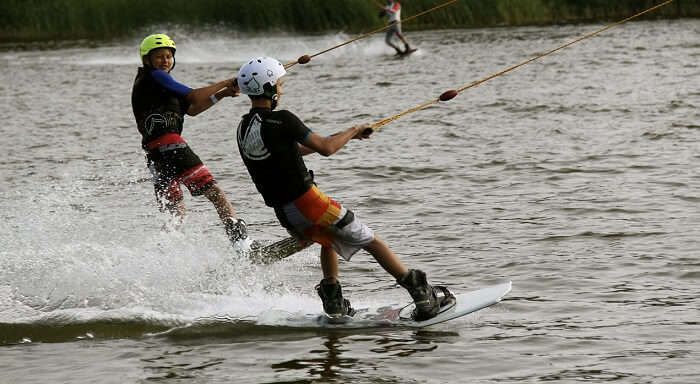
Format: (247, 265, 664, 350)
(1, 18, 699, 383)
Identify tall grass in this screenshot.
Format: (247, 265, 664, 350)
(1, 0, 698, 42)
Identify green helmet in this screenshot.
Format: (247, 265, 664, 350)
(139, 33, 176, 59)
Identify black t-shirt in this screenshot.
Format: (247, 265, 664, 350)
(237, 108, 314, 207)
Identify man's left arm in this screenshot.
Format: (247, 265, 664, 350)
(301, 125, 372, 157)
(299, 144, 316, 156)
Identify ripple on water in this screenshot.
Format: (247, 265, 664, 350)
(2, 19, 700, 383)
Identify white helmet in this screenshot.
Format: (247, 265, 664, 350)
(237, 56, 286, 100)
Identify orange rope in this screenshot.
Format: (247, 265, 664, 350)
(372, 0, 674, 131)
(284, 0, 458, 69)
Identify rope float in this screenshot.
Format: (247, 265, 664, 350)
(369, 0, 675, 132)
(284, 0, 458, 69)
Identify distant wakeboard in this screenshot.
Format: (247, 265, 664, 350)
(316, 281, 512, 328)
(395, 48, 418, 57)
(247, 236, 312, 264)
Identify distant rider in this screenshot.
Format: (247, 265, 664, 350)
(131, 33, 251, 247)
(378, 1, 413, 54)
(234, 56, 447, 321)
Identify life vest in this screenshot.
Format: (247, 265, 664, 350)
(131, 67, 189, 148)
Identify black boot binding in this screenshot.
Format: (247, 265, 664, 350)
(225, 217, 248, 244)
(398, 269, 455, 321)
(316, 278, 356, 319)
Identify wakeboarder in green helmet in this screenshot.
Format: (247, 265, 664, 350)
(131, 33, 253, 249)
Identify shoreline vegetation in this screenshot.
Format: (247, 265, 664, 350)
(1, 0, 698, 42)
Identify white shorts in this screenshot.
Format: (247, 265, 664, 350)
(274, 185, 375, 261)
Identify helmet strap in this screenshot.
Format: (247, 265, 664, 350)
(262, 83, 279, 102)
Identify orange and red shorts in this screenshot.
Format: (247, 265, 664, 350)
(145, 133, 216, 209)
(274, 185, 374, 260)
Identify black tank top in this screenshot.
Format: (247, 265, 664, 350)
(237, 108, 314, 207)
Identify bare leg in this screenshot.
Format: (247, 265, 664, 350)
(203, 184, 236, 224)
(167, 198, 186, 218)
(163, 199, 185, 231)
(385, 31, 403, 54)
(363, 236, 409, 279)
(365, 236, 440, 320)
(396, 32, 411, 50)
(317, 245, 353, 316)
(320, 246, 339, 283)
(388, 41, 402, 53)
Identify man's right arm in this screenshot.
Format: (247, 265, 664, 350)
(151, 70, 193, 96)
(150, 70, 238, 117)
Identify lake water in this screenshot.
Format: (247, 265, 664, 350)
(1, 18, 699, 383)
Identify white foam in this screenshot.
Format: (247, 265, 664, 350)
(70, 32, 389, 66)
(0, 165, 328, 326)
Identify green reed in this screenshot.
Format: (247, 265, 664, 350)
(1, 0, 698, 42)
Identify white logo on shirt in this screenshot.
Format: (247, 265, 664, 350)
(238, 114, 270, 160)
(145, 113, 166, 135)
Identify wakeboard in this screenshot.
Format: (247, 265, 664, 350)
(317, 281, 512, 328)
(396, 48, 418, 57)
(247, 236, 312, 264)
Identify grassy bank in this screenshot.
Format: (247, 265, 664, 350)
(1, 0, 698, 42)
